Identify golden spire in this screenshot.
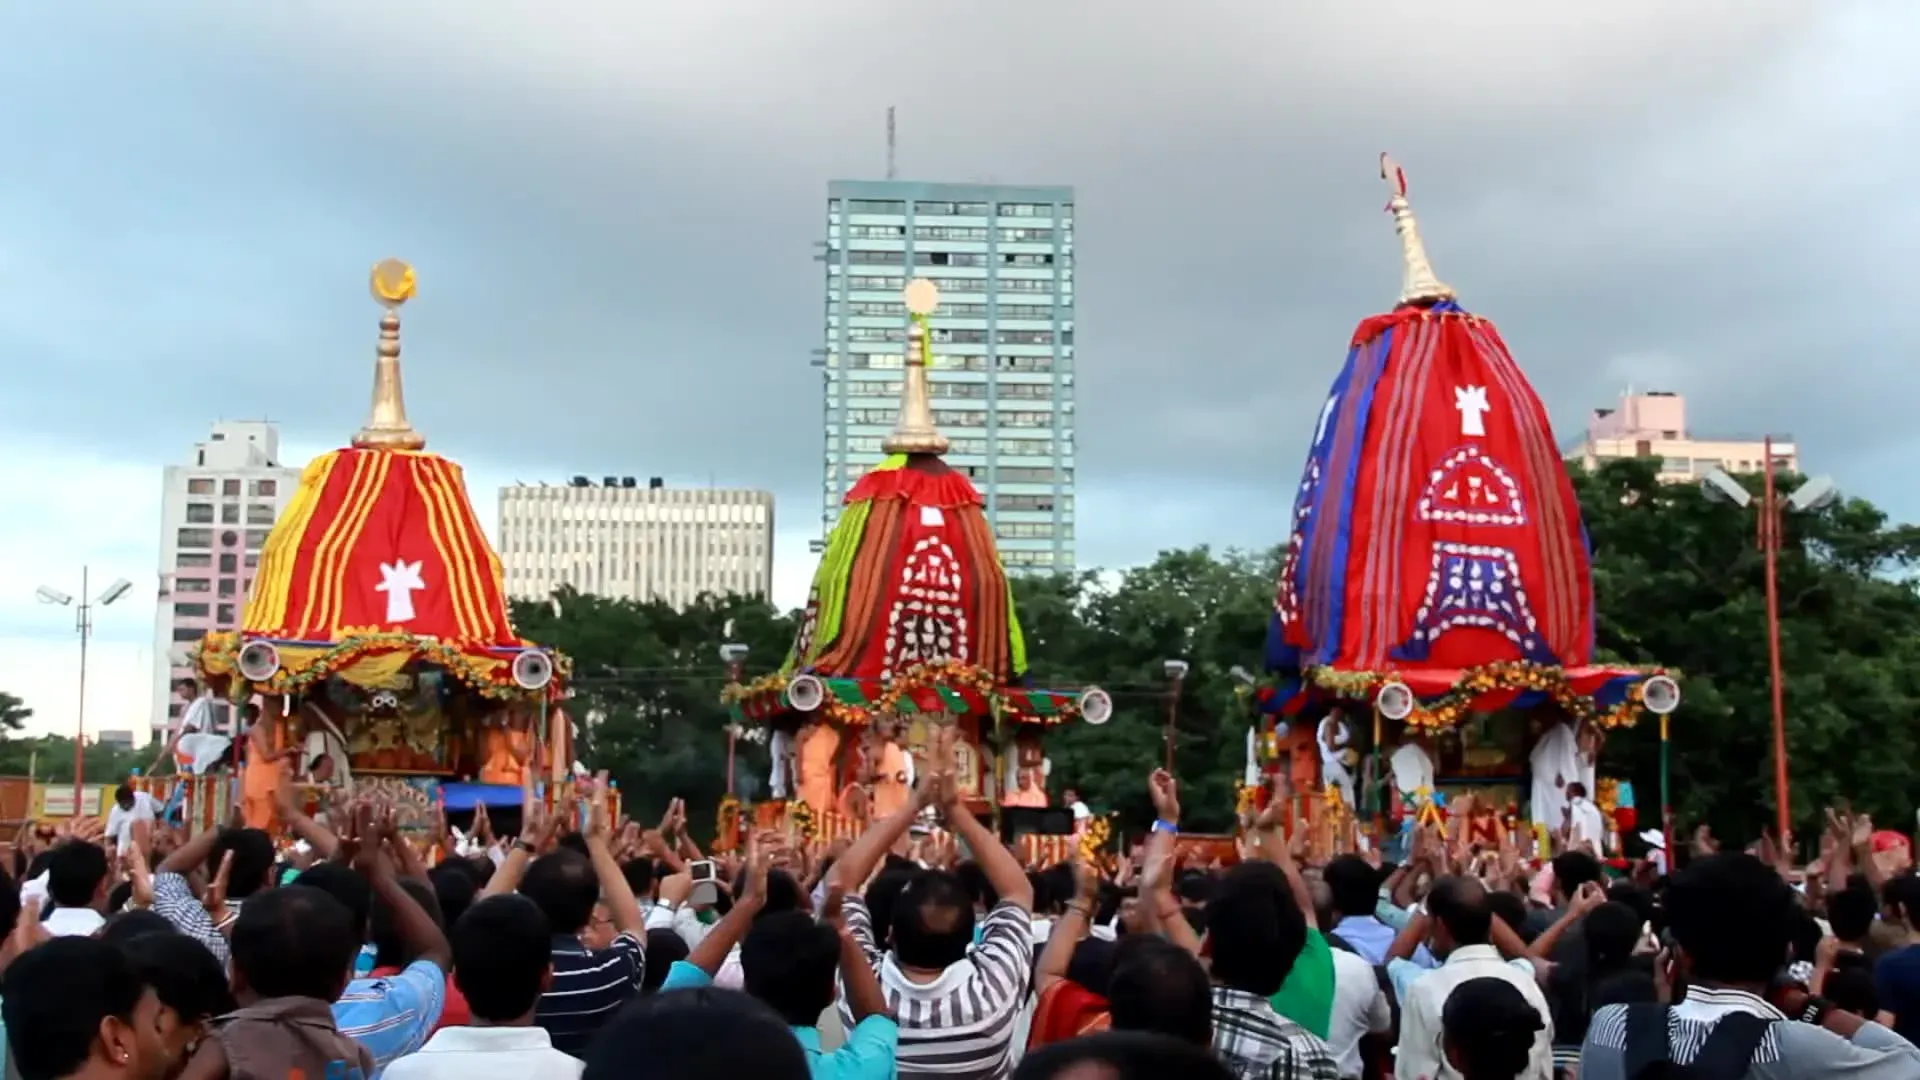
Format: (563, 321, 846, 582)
(352, 258, 427, 451)
(1379, 154, 1455, 306)
(883, 278, 950, 456)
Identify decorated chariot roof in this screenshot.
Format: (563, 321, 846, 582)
(1259, 158, 1673, 731)
(195, 260, 564, 700)
(726, 279, 1104, 728)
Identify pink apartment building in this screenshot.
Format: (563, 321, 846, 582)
(1565, 390, 1798, 482)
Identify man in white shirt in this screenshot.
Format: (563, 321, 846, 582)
(153, 679, 231, 776)
(1319, 709, 1356, 807)
(41, 840, 111, 938)
(384, 893, 583, 1080)
(105, 783, 158, 852)
(1328, 947, 1393, 1079)
(1565, 782, 1608, 856)
(1394, 877, 1553, 1080)
(1064, 787, 1093, 835)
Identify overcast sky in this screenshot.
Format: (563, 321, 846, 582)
(0, 1, 1911, 738)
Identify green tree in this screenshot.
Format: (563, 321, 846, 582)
(0, 734, 150, 785)
(0, 691, 29, 733)
(1572, 457, 1920, 844)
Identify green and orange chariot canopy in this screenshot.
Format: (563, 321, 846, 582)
(194, 260, 568, 702)
(726, 279, 1110, 729)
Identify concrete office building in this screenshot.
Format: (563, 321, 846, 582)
(498, 476, 775, 608)
(821, 180, 1076, 571)
(149, 421, 299, 736)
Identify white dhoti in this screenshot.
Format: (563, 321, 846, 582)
(175, 733, 232, 775)
(1318, 717, 1354, 806)
(768, 729, 794, 799)
(1529, 721, 1581, 830)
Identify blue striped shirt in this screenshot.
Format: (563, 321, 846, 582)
(333, 958, 446, 1079)
(537, 931, 645, 1058)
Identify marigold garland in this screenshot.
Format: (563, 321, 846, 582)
(722, 659, 1079, 728)
(787, 800, 818, 841)
(1078, 814, 1112, 862)
(193, 629, 568, 702)
(1306, 661, 1670, 733)
(713, 794, 742, 853)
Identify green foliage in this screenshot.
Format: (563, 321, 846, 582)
(0, 733, 152, 785)
(513, 466, 1920, 848)
(0, 692, 28, 733)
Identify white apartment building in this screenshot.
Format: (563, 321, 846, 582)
(149, 421, 299, 737)
(498, 477, 774, 608)
(1565, 390, 1798, 483)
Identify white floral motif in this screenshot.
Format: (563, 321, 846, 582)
(882, 536, 968, 678)
(1415, 446, 1526, 526)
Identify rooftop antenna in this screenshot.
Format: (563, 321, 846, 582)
(886, 106, 897, 180)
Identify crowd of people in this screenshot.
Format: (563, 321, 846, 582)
(4, 734, 1920, 1080)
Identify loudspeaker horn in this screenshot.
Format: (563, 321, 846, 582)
(1375, 680, 1415, 721)
(237, 640, 281, 682)
(1078, 687, 1113, 726)
(1641, 674, 1681, 716)
(511, 650, 554, 691)
(786, 673, 825, 713)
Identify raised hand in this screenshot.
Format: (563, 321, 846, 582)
(124, 844, 155, 909)
(204, 850, 235, 926)
(1148, 769, 1181, 825)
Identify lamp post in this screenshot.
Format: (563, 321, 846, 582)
(720, 643, 749, 796)
(1700, 445, 1837, 844)
(1162, 659, 1190, 773)
(36, 568, 133, 810)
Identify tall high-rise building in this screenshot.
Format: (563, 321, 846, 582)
(821, 181, 1075, 571)
(1565, 390, 1798, 483)
(497, 477, 775, 607)
(150, 421, 299, 736)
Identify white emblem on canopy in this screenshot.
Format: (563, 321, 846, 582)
(376, 560, 426, 623)
(1454, 385, 1490, 437)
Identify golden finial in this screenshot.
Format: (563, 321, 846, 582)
(352, 258, 427, 451)
(882, 278, 950, 456)
(1379, 154, 1455, 306)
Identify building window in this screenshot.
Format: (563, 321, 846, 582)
(220, 503, 241, 524)
(174, 577, 211, 593)
(184, 503, 215, 524)
(244, 554, 259, 569)
(219, 554, 238, 573)
(222, 479, 241, 496)
(217, 579, 237, 598)
(174, 603, 210, 617)
(846, 199, 905, 214)
(247, 504, 277, 525)
(217, 604, 236, 624)
(187, 477, 215, 495)
(171, 628, 205, 643)
(245, 530, 268, 550)
(177, 528, 213, 549)
(176, 552, 212, 569)
(250, 479, 278, 498)
(997, 203, 1053, 218)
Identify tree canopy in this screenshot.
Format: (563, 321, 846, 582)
(505, 459, 1920, 845)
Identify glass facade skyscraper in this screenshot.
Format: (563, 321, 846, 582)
(821, 180, 1075, 571)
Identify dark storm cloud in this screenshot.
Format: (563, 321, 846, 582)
(1, 0, 1913, 577)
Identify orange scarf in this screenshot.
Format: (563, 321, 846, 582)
(1028, 980, 1111, 1049)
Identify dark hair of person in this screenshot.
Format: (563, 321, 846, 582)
(1174, 869, 1215, 906)
(1323, 854, 1380, 920)
(1829, 883, 1878, 942)
(1094, 879, 1124, 925)
(751, 869, 804, 917)
(890, 869, 977, 970)
(953, 860, 998, 911)
(0, 866, 20, 937)
(1550, 901, 1650, 1047)
(121, 931, 237, 1021)
(1665, 853, 1795, 984)
(1039, 865, 1075, 916)
(1011, 1030, 1235, 1080)
(622, 857, 656, 899)
(518, 849, 599, 934)
(1550, 850, 1603, 898)
(1205, 861, 1308, 997)
(1824, 953, 1880, 1018)
(2, 937, 145, 1080)
(557, 833, 590, 856)
(45, 839, 110, 908)
(1106, 935, 1214, 1046)
(229, 885, 361, 1000)
(1882, 874, 1920, 924)
(451, 895, 552, 1022)
(106, 880, 133, 915)
(741, 910, 840, 1026)
(1426, 875, 1493, 947)
(99, 908, 178, 947)
(1485, 890, 1531, 940)
(642, 929, 690, 992)
(114, 783, 135, 809)
(1442, 977, 1544, 1080)
(371, 876, 444, 969)
(581, 987, 808, 1080)
(1065, 937, 1118, 997)
(1788, 910, 1825, 967)
(294, 862, 373, 934)
(429, 862, 481, 929)
(1606, 883, 1655, 928)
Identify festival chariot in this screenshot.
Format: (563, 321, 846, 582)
(720, 279, 1113, 866)
(185, 260, 572, 835)
(1241, 158, 1682, 860)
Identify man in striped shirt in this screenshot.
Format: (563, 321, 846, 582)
(830, 729, 1036, 1080)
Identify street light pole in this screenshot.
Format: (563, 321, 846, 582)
(36, 568, 133, 813)
(1760, 438, 1791, 845)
